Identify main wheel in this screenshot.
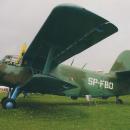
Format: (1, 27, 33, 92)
(71, 96, 78, 100)
(2, 98, 16, 109)
(1, 97, 8, 105)
(116, 99, 123, 104)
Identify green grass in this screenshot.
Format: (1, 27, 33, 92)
(0, 93, 130, 130)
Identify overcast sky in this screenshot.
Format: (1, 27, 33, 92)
(0, 0, 130, 72)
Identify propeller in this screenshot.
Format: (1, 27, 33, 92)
(16, 43, 27, 64)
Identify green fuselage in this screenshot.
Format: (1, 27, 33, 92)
(0, 63, 130, 98)
(51, 65, 130, 98)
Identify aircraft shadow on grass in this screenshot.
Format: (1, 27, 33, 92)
(17, 99, 130, 110)
(16, 101, 89, 119)
(12, 99, 129, 119)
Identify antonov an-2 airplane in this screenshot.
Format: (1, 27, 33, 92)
(0, 5, 119, 109)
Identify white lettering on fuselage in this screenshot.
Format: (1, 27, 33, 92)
(88, 77, 114, 90)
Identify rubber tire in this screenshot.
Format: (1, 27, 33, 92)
(2, 98, 16, 109)
(1, 97, 8, 105)
(116, 99, 123, 104)
(71, 96, 78, 100)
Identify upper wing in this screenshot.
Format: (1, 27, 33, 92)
(22, 5, 118, 72)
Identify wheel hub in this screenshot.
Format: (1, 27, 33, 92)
(6, 102, 14, 109)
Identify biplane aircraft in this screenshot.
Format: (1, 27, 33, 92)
(0, 5, 119, 109)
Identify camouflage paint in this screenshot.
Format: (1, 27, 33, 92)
(1, 49, 130, 99)
(0, 63, 32, 87)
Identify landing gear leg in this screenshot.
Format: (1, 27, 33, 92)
(116, 96, 123, 104)
(1, 86, 21, 109)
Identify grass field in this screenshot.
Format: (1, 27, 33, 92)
(0, 93, 130, 130)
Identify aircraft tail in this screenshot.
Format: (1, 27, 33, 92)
(110, 50, 130, 72)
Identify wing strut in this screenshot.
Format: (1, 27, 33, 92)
(43, 47, 55, 74)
